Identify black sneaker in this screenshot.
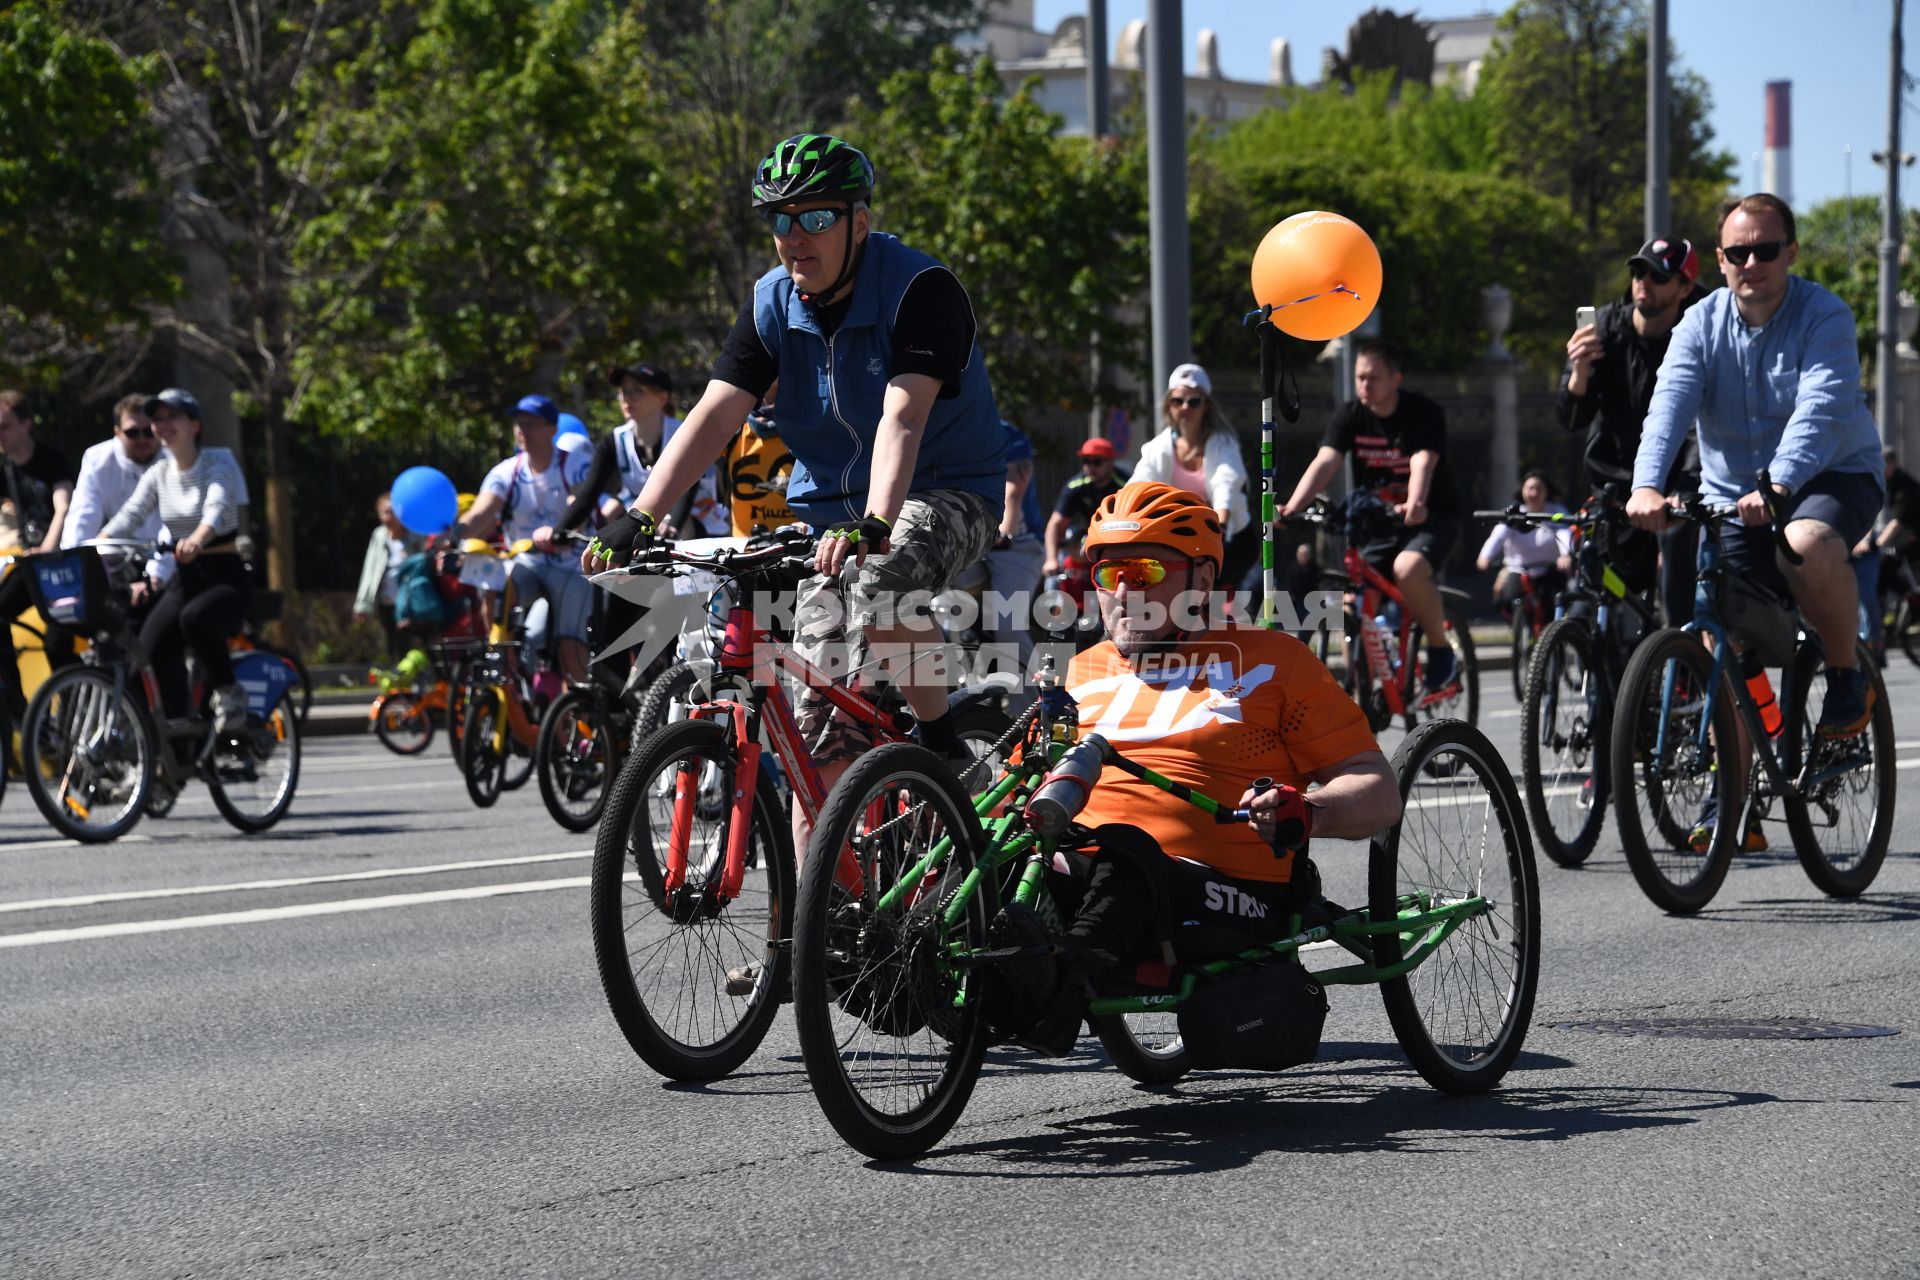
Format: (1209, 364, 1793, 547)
(1422, 644, 1457, 695)
(1817, 667, 1873, 739)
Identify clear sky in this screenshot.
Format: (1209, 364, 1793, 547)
(1032, 1, 1915, 215)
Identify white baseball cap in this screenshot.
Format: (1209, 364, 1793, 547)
(1167, 363, 1212, 396)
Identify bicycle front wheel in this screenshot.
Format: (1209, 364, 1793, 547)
(1782, 642, 1894, 897)
(589, 717, 793, 1080)
(792, 743, 993, 1160)
(1521, 617, 1609, 867)
(536, 688, 615, 833)
(1611, 629, 1739, 913)
(21, 666, 156, 844)
(207, 692, 301, 832)
(1372, 718, 1539, 1093)
(1091, 1012, 1190, 1084)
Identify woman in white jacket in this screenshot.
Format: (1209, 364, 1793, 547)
(1130, 363, 1251, 571)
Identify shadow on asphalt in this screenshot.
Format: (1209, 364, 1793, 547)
(249, 823, 425, 841)
(903, 1068, 1796, 1174)
(1693, 890, 1920, 925)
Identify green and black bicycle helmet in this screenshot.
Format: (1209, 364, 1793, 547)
(752, 134, 875, 209)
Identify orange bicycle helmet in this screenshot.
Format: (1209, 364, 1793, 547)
(1084, 481, 1225, 569)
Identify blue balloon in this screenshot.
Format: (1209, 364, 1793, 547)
(391, 466, 458, 536)
(556, 412, 587, 435)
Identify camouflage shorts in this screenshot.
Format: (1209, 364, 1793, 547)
(794, 488, 998, 765)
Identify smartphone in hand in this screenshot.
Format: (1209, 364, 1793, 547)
(1575, 305, 1598, 332)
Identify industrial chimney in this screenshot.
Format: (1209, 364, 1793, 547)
(1763, 80, 1793, 203)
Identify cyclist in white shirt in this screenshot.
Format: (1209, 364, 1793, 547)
(450, 395, 594, 683)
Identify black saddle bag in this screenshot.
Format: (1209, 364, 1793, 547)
(1175, 953, 1328, 1072)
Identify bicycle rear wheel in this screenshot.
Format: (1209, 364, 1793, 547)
(21, 666, 155, 844)
(1403, 599, 1479, 730)
(461, 690, 510, 808)
(1372, 718, 1539, 1093)
(1782, 642, 1894, 897)
(1510, 608, 1531, 702)
(1611, 629, 1739, 913)
(1521, 617, 1609, 867)
(373, 692, 434, 755)
(589, 717, 793, 1080)
(536, 687, 615, 833)
(207, 692, 301, 832)
(1091, 1012, 1190, 1084)
(792, 743, 993, 1160)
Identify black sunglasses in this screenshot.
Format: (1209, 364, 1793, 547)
(1170, 395, 1206, 409)
(1629, 262, 1673, 285)
(761, 207, 845, 236)
(1721, 241, 1784, 266)
(119, 426, 155, 440)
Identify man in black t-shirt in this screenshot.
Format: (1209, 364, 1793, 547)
(0, 390, 77, 717)
(1042, 437, 1124, 576)
(1281, 340, 1462, 694)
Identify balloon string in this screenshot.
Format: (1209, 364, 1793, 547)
(1241, 284, 1366, 328)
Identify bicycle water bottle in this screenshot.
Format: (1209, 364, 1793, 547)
(1024, 734, 1111, 838)
(1375, 614, 1401, 671)
(1739, 651, 1783, 737)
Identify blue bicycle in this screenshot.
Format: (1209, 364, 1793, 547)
(1610, 475, 1893, 911)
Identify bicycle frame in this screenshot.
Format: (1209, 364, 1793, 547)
(850, 691, 1493, 1020)
(1329, 546, 1428, 719)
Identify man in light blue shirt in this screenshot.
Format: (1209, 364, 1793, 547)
(1629, 193, 1884, 758)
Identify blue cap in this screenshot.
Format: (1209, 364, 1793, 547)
(556, 412, 586, 435)
(143, 387, 203, 420)
(511, 394, 559, 424)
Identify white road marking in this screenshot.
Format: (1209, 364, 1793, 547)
(0, 833, 151, 854)
(1488, 709, 1522, 719)
(0, 850, 592, 914)
(0, 875, 598, 948)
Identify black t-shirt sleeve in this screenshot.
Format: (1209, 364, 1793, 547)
(887, 268, 976, 396)
(709, 300, 779, 401)
(1320, 403, 1355, 454)
(559, 434, 621, 532)
(1052, 480, 1079, 517)
(1400, 396, 1447, 456)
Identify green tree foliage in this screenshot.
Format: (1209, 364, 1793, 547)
(0, 3, 172, 382)
(1793, 196, 1920, 365)
(289, 0, 672, 448)
(851, 52, 1149, 421)
(1193, 148, 1581, 373)
(1477, 0, 1734, 293)
(1210, 70, 1497, 177)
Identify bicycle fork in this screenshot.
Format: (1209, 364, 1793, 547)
(665, 701, 761, 907)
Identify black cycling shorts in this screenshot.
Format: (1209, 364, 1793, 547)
(1721, 470, 1883, 600)
(1360, 515, 1458, 581)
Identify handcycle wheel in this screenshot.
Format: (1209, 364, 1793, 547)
(1403, 599, 1479, 731)
(1371, 717, 1539, 1093)
(1611, 629, 1739, 913)
(536, 687, 615, 833)
(1520, 617, 1609, 867)
(207, 691, 301, 832)
(1781, 641, 1894, 897)
(1091, 1012, 1190, 1084)
(589, 717, 793, 1080)
(373, 692, 434, 755)
(792, 742, 993, 1160)
(21, 666, 156, 844)
(461, 690, 510, 808)
(1509, 608, 1531, 703)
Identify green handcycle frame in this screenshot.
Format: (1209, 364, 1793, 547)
(792, 673, 1541, 1161)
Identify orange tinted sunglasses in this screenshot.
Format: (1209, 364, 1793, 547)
(1091, 555, 1190, 591)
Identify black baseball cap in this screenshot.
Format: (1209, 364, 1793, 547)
(606, 362, 673, 394)
(1626, 237, 1699, 285)
(143, 387, 203, 420)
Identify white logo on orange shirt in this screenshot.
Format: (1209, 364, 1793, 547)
(1071, 661, 1276, 743)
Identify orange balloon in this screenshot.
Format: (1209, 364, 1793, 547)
(1250, 211, 1383, 341)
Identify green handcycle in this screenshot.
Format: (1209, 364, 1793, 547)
(788, 669, 1541, 1160)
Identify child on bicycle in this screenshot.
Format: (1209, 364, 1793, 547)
(989, 482, 1402, 1054)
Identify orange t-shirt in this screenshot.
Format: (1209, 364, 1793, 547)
(1064, 626, 1378, 883)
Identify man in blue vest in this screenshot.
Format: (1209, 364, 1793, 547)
(584, 133, 1005, 815)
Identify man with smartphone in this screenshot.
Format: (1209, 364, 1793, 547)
(1555, 235, 1708, 627)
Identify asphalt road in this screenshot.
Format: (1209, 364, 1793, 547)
(3, 658, 1917, 1279)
